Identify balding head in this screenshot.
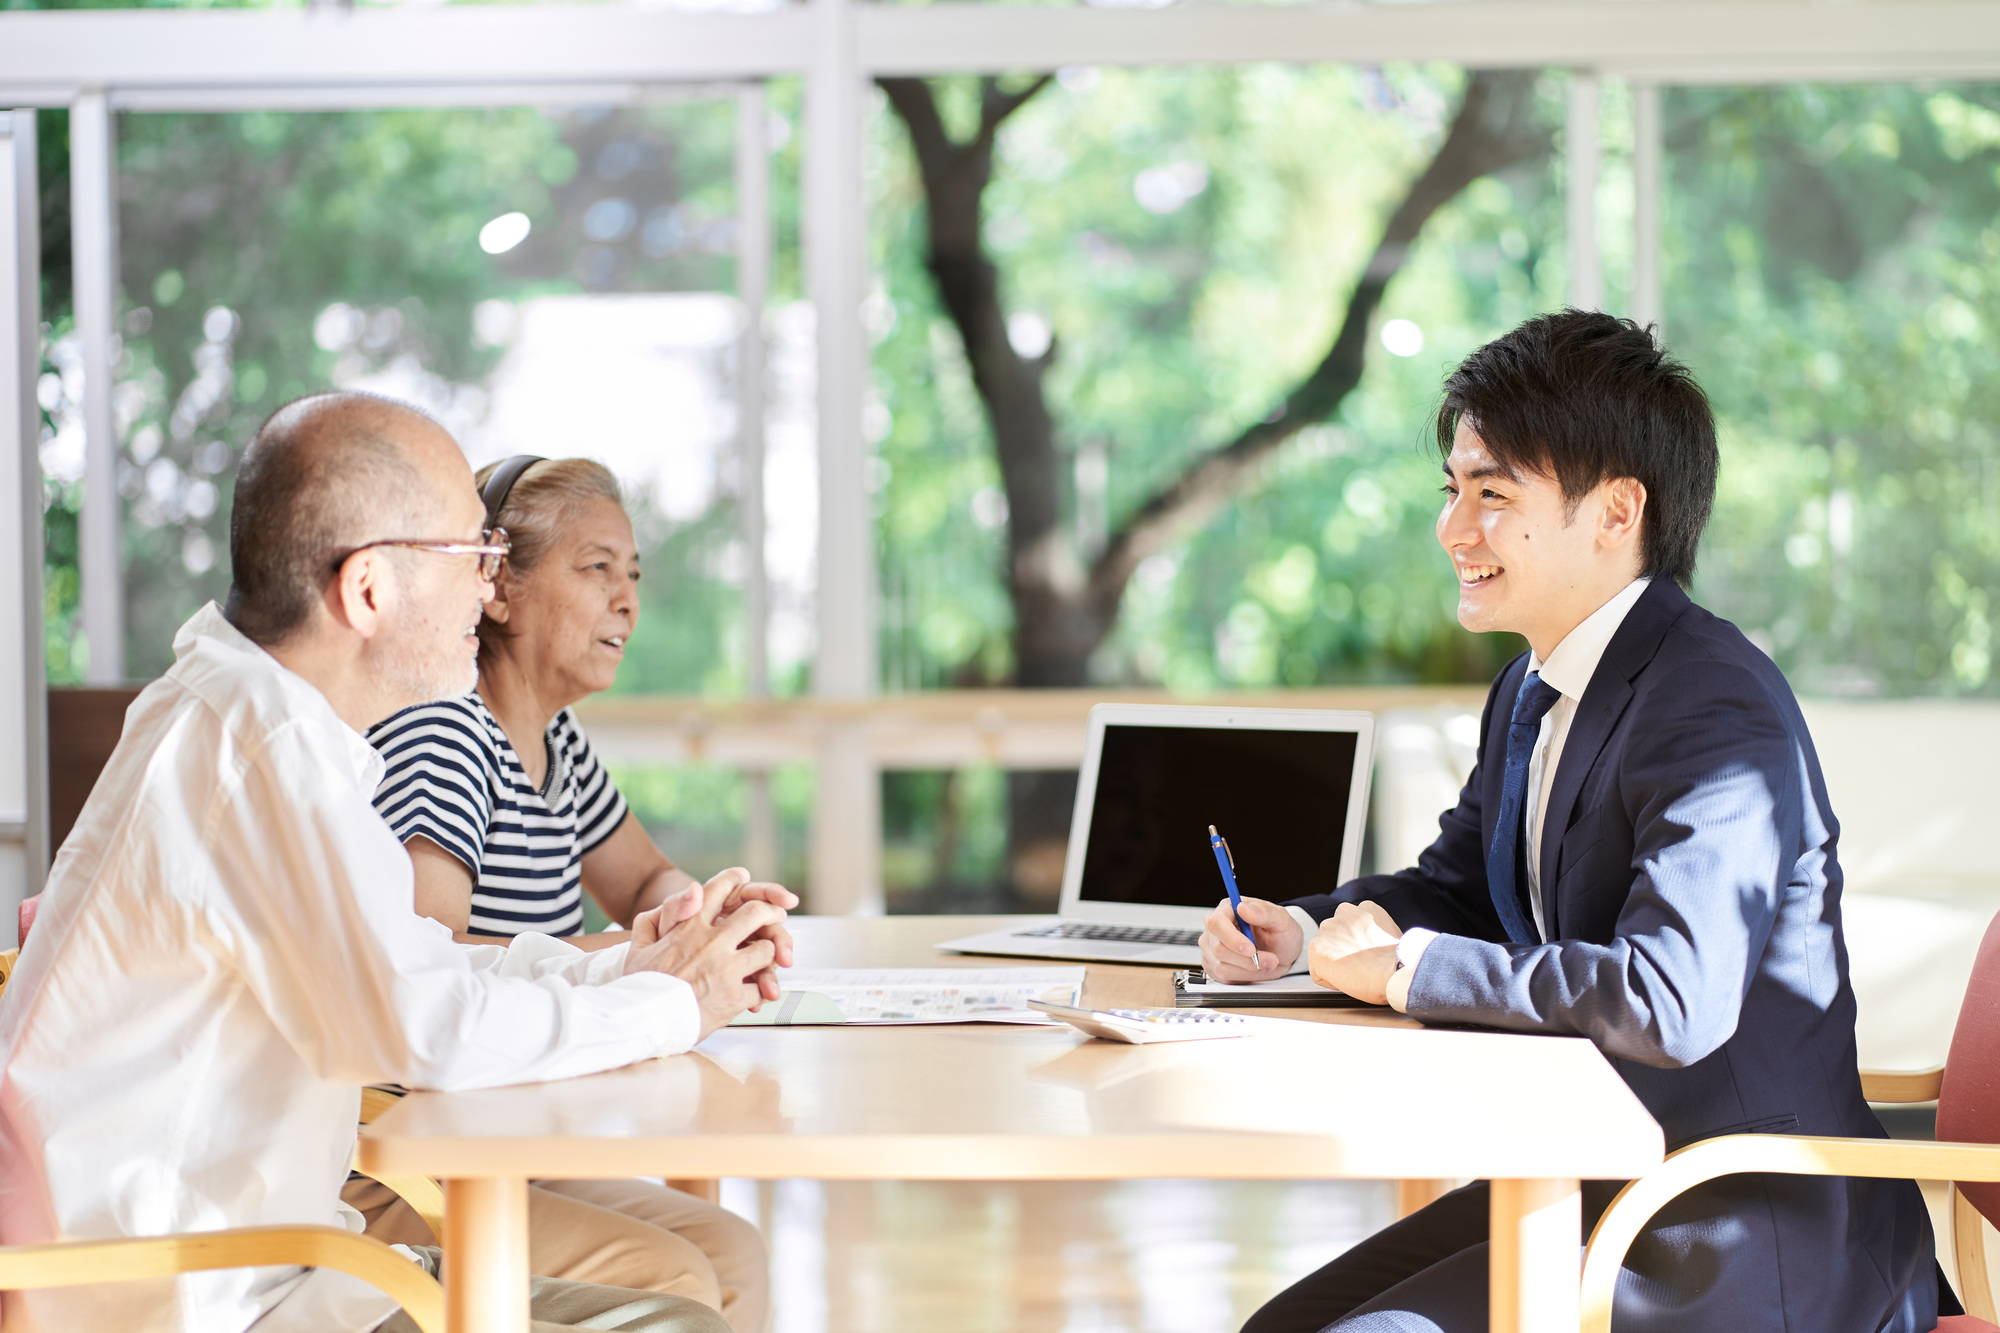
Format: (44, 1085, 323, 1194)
(225, 392, 465, 646)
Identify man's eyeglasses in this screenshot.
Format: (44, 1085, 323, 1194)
(341, 527, 511, 581)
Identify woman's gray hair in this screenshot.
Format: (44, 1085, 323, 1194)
(471, 457, 627, 657)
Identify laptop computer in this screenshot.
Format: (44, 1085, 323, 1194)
(936, 703, 1375, 966)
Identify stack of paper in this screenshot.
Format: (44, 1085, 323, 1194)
(730, 967, 1087, 1027)
(1172, 968, 1354, 1008)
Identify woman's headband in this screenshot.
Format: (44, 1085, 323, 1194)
(480, 454, 546, 531)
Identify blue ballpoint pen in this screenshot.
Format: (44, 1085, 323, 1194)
(1208, 825, 1258, 948)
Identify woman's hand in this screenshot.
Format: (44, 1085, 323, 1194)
(655, 874, 798, 1002)
(625, 869, 789, 1038)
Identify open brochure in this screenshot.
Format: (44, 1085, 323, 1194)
(730, 967, 1086, 1027)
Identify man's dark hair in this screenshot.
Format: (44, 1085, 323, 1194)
(1434, 310, 1717, 588)
(225, 392, 429, 646)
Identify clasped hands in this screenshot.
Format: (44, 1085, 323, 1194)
(624, 867, 797, 1037)
(1197, 896, 1405, 1006)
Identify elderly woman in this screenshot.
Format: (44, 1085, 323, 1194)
(353, 455, 784, 1333)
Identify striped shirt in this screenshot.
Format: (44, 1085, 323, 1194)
(369, 693, 629, 937)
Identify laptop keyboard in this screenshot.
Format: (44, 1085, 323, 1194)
(1014, 922, 1202, 947)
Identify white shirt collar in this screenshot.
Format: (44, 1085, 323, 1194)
(1528, 577, 1652, 703)
(172, 600, 386, 789)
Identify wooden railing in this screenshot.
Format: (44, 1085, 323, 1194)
(576, 685, 1489, 767)
(48, 685, 1488, 916)
(577, 686, 1489, 913)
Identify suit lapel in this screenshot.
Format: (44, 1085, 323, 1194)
(1536, 580, 1690, 935)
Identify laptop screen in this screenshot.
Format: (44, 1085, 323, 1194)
(1076, 723, 1359, 909)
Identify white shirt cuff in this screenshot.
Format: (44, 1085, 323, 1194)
(1386, 928, 1438, 1013)
(1284, 907, 1320, 973)
(1395, 927, 1438, 971)
(495, 935, 699, 1054)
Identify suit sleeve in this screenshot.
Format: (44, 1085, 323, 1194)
(1283, 673, 1509, 942)
(1401, 659, 1799, 1069)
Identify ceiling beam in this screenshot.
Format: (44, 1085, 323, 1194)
(1, 2, 1999, 105)
(0, 7, 812, 101)
(861, 1, 2000, 79)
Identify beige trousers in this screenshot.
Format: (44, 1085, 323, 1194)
(345, 1177, 770, 1333)
(378, 1245, 731, 1333)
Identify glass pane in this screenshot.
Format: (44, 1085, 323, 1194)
(872, 65, 1564, 696)
(868, 64, 1566, 906)
(1667, 84, 2000, 697)
(42, 91, 804, 688)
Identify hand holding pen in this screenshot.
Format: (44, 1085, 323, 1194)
(1209, 825, 1257, 948)
(1200, 825, 1305, 979)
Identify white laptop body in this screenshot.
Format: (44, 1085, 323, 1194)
(936, 703, 1375, 966)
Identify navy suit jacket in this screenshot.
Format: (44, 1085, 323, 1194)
(1289, 579, 1937, 1333)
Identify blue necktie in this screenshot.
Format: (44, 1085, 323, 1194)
(1486, 670, 1563, 946)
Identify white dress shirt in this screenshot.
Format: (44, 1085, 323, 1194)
(1293, 578, 1652, 1009)
(1521, 576, 1651, 940)
(0, 604, 700, 1333)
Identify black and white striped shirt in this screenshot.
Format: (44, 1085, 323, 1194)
(369, 693, 629, 937)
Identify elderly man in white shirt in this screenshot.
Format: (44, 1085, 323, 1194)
(0, 392, 783, 1333)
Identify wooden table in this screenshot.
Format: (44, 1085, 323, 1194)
(357, 916, 1663, 1333)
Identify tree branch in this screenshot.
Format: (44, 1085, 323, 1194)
(880, 75, 1078, 678)
(1084, 70, 1554, 618)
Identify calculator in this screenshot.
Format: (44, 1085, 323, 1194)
(1027, 999, 1255, 1044)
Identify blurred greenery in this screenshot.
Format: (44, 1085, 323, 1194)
(38, 93, 790, 683)
(609, 759, 816, 890)
(870, 65, 1559, 695)
(872, 71, 2000, 700)
(1667, 84, 2000, 697)
(25, 65, 2000, 908)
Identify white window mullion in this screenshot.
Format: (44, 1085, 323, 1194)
(71, 89, 122, 685)
(1, 108, 51, 938)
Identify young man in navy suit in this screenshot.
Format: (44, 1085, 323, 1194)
(1203, 311, 1942, 1333)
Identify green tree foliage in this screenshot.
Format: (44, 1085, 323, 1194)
(873, 71, 2000, 700)
(871, 64, 1560, 692)
(1669, 85, 2000, 696)
(27, 71, 1999, 708)
(44, 97, 770, 685)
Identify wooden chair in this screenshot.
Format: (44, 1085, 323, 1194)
(1581, 910, 2000, 1333)
(0, 948, 446, 1332)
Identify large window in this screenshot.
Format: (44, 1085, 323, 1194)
(29, 62, 2000, 913)
(870, 64, 1559, 697)
(40, 93, 799, 691)
(1667, 83, 2000, 698)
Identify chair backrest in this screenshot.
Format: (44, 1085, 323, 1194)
(1937, 908, 2000, 1224)
(1801, 700, 2000, 890)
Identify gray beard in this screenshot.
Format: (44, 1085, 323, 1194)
(379, 622, 480, 709)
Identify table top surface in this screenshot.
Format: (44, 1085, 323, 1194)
(358, 916, 1663, 1182)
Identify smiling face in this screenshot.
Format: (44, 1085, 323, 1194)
(1436, 419, 1648, 660)
(483, 493, 641, 704)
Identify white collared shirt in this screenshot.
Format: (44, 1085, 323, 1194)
(1520, 576, 1651, 940)
(0, 604, 699, 1333)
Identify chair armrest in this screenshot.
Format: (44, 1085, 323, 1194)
(354, 1088, 444, 1242)
(0, 1224, 443, 1333)
(1582, 1133, 2000, 1333)
(359, 1086, 406, 1124)
(356, 1167, 448, 1243)
(1861, 1067, 1945, 1102)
